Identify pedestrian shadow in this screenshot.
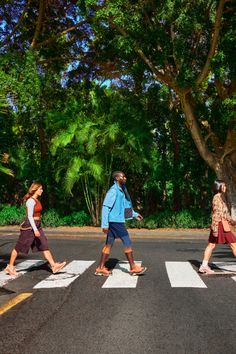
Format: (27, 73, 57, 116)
(0, 287, 15, 296)
(188, 259, 217, 270)
(188, 259, 201, 269)
(211, 250, 234, 258)
(25, 262, 51, 273)
(104, 258, 119, 271)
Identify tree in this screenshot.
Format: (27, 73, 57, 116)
(83, 0, 236, 215)
(50, 83, 151, 224)
(0, 88, 14, 177)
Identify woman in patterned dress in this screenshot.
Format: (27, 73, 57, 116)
(199, 180, 236, 274)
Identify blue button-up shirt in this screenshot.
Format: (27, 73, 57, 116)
(101, 181, 138, 228)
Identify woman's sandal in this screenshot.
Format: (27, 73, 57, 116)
(51, 261, 66, 274)
(5, 264, 18, 276)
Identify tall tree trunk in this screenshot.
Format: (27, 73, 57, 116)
(180, 93, 236, 218)
(169, 100, 181, 211)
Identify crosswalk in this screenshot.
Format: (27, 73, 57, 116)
(0, 260, 46, 287)
(0, 260, 236, 290)
(165, 261, 207, 288)
(34, 260, 95, 289)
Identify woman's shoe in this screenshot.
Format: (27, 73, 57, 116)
(5, 264, 17, 276)
(198, 265, 215, 274)
(51, 261, 66, 274)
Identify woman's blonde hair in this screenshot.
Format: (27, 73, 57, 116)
(23, 182, 42, 202)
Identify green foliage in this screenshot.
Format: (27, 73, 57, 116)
(127, 209, 209, 229)
(0, 204, 25, 225)
(0, 204, 91, 227)
(41, 209, 63, 227)
(63, 211, 91, 226)
(0, 0, 235, 223)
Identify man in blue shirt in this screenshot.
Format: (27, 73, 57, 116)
(95, 171, 147, 276)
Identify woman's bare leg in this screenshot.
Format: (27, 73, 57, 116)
(202, 243, 216, 262)
(8, 249, 18, 267)
(43, 250, 66, 274)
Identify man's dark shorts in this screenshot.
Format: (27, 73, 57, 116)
(106, 222, 132, 248)
(15, 220, 49, 254)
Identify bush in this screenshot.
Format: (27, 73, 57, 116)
(175, 209, 196, 228)
(0, 204, 25, 225)
(41, 209, 65, 227)
(0, 204, 209, 229)
(127, 209, 209, 229)
(63, 211, 91, 226)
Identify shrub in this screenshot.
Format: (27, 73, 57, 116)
(0, 204, 25, 225)
(63, 211, 91, 226)
(42, 209, 65, 227)
(127, 209, 209, 229)
(175, 209, 196, 228)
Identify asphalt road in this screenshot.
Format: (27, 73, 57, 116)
(0, 235, 236, 354)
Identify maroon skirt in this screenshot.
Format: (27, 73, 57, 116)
(208, 221, 236, 244)
(15, 219, 49, 254)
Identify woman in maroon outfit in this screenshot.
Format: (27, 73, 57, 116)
(5, 182, 66, 276)
(199, 180, 236, 274)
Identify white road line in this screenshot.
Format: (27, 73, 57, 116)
(165, 261, 207, 288)
(0, 260, 45, 287)
(213, 262, 236, 273)
(34, 260, 95, 289)
(102, 261, 142, 288)
(213, 262, 236, 282)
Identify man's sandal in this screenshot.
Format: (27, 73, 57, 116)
(5, 264, 18, 277)
(51, 261, 66, 274)
(129, 266, 147, 276)
(94, 267, 112, 276)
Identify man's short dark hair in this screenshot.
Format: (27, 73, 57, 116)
(112, 171, 124, 180)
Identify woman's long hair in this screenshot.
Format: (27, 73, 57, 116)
(23, 182, 42, 202)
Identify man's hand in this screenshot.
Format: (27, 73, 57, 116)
(34, 230, 40, 237)
(102, 228, 109, 234)
(136, 214, 143, 221)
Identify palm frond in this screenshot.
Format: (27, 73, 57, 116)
(0, 164, 14, 177)
(87, 159, 103, 181)
(64, 156, 84, 193)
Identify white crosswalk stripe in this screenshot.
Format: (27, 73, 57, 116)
(1, 260, 236, 290)
(165, 261, 207, 288)
(213, 262, 236, 273)
(34, 260, 95, 289)
(102, 261, 142, 288)
(0, 260, 46, 287)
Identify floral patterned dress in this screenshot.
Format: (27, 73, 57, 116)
(209, 193, 236, 244)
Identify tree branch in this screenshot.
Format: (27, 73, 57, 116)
(38, 55, 83, 64)
(196, 0, 227, 86)
(180, 92, 219, 171)
(220, 148, 236, 163)
(34, 18, 89, 49)
(0, 0, 32, 49)
(30, 0, 46, 49)
(110, 21, 179, 90)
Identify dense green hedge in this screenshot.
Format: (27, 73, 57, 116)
(127, 209, 210, 229)
(0, 205, 91, 227)
(0, 204, 209, 228)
